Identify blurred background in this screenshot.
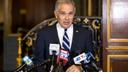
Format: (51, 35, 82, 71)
(1, 0, 128, 72)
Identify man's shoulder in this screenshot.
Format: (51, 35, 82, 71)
(41, 23, 56, 30)
(37, 23, 56, 35)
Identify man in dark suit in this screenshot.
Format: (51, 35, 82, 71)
(33, 0, 94, 72)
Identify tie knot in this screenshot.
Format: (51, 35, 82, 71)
(65, 29, 67, 32)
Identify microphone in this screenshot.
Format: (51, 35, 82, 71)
(49, 44, 60, 55)
(86, 52, 101, 71)
(73, 52, 87, 64)
(57, 49, 69, 65)
(73, 52, 101, 71)
(55, 49, 69, 72)
(83, 52, 95, 63)
(16, 44, 60, 72)
(91, 61, 99, 71)
(23, 56, 33, 66)
(14, 56, 33, 72)
(73, 52, 95, 64)
(49, 44, 60, 72)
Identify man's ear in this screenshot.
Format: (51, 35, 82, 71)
(54, 11, 57, 18)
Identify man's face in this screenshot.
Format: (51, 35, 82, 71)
(54, 3, 75, 29)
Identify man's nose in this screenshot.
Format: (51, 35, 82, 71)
(65, 15, 69, 20)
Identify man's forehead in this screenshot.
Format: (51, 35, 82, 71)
(58, 10, 74, 14)
(58, 3, 74, 10)
(58, 5, 74, 12)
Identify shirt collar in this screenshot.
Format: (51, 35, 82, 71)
(56, 22, 73, 31)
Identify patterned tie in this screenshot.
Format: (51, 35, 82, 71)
(62, 29, 70, 51)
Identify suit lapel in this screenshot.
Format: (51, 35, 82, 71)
(50, 23, 60, 44)
(71, 25, 80, 52)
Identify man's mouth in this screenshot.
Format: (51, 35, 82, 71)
(63, 21, 70, 24)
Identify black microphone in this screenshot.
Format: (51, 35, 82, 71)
(91, 61, 99, 71)
(86, 52, 102, 72)
(85, 52, 100, 71)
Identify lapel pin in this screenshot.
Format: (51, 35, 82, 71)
(76, 30, 79, 32)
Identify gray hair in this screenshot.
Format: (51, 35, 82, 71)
(54, 0, 76, 11)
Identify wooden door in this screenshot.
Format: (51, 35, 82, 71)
(103, 0, 128, 72)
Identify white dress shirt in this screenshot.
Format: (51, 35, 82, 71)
(56, 23, 73, 50)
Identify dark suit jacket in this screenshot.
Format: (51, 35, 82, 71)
(33, 23, 94, 72)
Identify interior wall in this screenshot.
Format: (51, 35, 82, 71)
(0, 0, 4, 23)
(11, 0, 56, 33)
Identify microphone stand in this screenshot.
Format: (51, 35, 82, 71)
(49, 51, 56, 72)
(50, 56, 54, 72)
(27, 59, 50, 71)
(55, 60, 64, 72)
(13, 63, 28, 72)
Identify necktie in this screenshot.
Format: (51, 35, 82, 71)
(62, 29, 70, 51)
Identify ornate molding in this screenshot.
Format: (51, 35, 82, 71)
(106, 46, 128, 50)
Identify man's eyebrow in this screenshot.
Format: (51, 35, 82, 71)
(58, 11, 74, 13)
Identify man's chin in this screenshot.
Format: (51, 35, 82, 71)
(63, 25, 70, 29)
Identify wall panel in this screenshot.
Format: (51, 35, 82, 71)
(103, 0, 128, 72)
